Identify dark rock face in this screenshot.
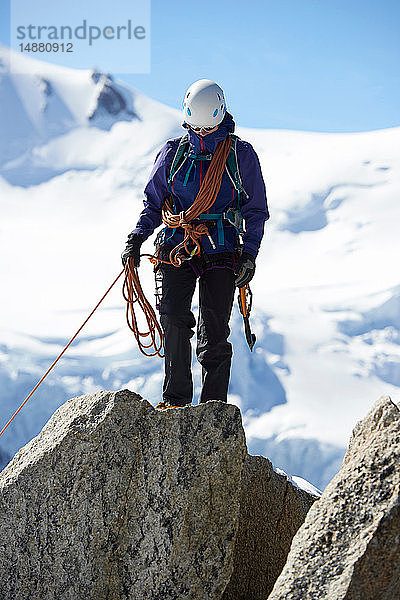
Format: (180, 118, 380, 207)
(90, 81, 128, 116)
(268, 395, 400, 600)
(223, 455, 316, 600)
(39, 77, 53, 98)
(88, 74, 137, 129)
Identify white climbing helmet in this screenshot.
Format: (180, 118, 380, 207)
(182, 79, 226, 128)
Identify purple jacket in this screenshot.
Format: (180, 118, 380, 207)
(133, 112, 269, 257)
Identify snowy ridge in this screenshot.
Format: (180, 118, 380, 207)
(0, 44, 180, 185)
(0, 46, 399, 489)
(274, 467, 322, 498)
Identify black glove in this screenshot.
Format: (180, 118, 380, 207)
(121, 232, 143, 267)
(235, 252, 256, 288)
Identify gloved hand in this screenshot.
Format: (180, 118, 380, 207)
(121, 233, 144, 267)
(235, 252, 256, 287)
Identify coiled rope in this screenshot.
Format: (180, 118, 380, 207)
(161, 134, 232, 265)
(122, 256, 164, 357)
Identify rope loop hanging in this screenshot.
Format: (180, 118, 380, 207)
(122, 257, 164, 357)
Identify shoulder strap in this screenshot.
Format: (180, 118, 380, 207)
(225, 135, 249, 201)
(168, 134, 189, 187)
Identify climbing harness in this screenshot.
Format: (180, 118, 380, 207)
(122, 134, 235, 357)
(160, 134, 232, 265)
(163, 133, 247, 254)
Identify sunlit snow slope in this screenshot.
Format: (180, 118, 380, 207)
(1, 46, 399, 489)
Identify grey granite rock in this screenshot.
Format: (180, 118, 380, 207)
(222, 455, 316, 600)
(0, 390, 247, 600)
(268, 395, 400, 600)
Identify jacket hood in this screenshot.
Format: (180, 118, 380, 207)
(182, 111, 236, 154)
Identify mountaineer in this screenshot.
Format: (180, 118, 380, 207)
(122, 79, 269, 408)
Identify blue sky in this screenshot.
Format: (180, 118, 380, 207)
(1, 0, 399, 132)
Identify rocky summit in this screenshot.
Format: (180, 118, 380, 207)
(3, 389, 398, 599)
(0, 390, 315, 600)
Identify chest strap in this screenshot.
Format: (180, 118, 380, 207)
(196, 208, 244, 246)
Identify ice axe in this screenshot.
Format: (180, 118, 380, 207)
(238, 284, 256, 351)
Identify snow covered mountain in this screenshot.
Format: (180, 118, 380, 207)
(1, 45, 399, 490)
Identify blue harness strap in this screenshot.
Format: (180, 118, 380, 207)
(167, 134, 190, 189)
(197, 213, 225, 245)
(183, 159, 195, 186)
(196, 208, 244, 246)
(182, 151, 213, 186)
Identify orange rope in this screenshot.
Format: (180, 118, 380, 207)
(120, 135, 233, 354)
(161, 134, 232, 266)
(120, 135, 233, 355)
(122, 257, 164, 357)
(0, 268, 125, 440)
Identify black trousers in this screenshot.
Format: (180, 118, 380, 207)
(159, 255, 236, 406)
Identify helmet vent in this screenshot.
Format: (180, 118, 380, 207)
(212, 108, 218, 117)
(217, 93, 221, 100)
